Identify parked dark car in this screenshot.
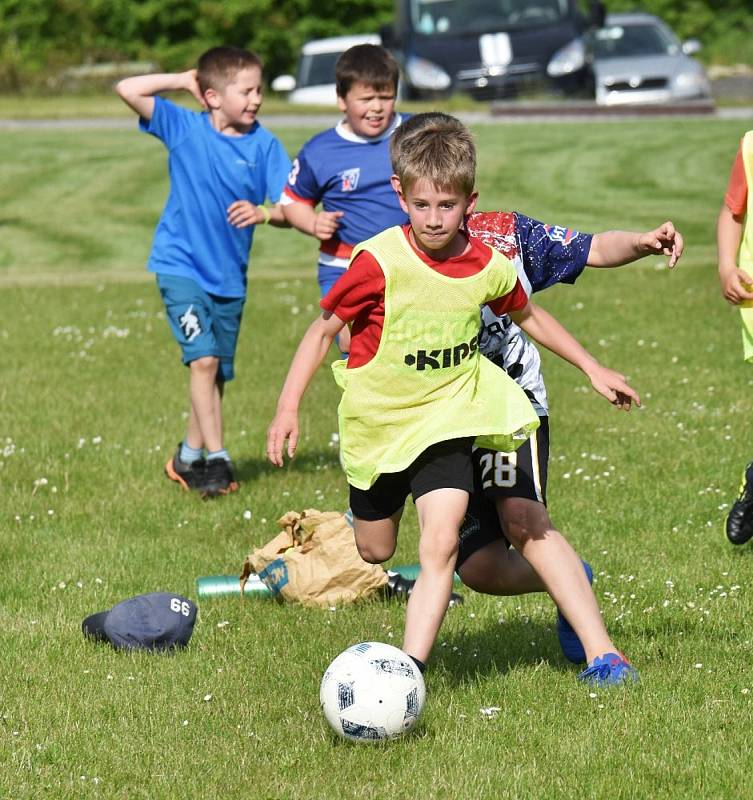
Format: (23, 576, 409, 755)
(381, 0, 606, 99)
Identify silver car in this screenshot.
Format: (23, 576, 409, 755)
(591, 12, 711, 106)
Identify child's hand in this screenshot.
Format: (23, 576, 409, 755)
(313, 210, 344, 241)
(638, 221, 683, 269)
(586, 364, 641, 411)
(267, 410, 299, 467)
(719, 266, 753, 305)
(182, 69, 206, 109)
(227, 201, 268, 228)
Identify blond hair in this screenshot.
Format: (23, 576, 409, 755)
(390, 112, 476, 196)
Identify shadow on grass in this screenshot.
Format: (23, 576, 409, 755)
(431, 617, 577, 685)
(234, 450, 342, 485)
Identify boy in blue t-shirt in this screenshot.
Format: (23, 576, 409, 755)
(281, 44, 408, 352)
(116, 46, 291, 497)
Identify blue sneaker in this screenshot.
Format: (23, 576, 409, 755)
(556, 560, 593, 663)
(578, 652, 639, 687)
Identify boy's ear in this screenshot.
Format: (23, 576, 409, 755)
(464, 191, 479, 216)
(390, 175, 409, 213)
(336, 93, 348, 114)
(202, 87, 221, 110)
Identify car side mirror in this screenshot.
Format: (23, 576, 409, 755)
(271, 74, 296, 93)
(681, 39, 702, 56)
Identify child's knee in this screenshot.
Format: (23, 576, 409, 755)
(419, 526, 459, 567)
(498, 499, 553, 548)
(355, 538, 395, 564)
(190, 355, 219, 375)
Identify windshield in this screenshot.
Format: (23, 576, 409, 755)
(593, 23, 679, 59)
(409, 0, 571, 36)
(296, 51, 341, 88)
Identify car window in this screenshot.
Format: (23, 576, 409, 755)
(410, 0, 568, 36)
(297, 52, 342, 88)
(593, 23, 679, 59)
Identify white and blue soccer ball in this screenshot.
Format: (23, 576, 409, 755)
(320, 641, 426, 742)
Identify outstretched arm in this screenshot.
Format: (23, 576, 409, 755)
(266, 312, 345, 465)
(509, 301, 640, 411)
(717, 204, 753, 305)
(587, 221, 683, 269)
(115, 70, 204, 121)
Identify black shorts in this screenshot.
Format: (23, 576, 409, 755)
(349, 437, 474, 521)
(457, 417, 549, 569)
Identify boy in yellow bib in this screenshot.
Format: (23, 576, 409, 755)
(267, 115, 551, 670)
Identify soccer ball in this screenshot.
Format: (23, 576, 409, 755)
(320, 641, 426, 742)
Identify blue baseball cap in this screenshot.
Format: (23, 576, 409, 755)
(82, 592, 197, 652)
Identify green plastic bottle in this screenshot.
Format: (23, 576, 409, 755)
(196, 574, 272, 598)
(388, 564, 462, 586)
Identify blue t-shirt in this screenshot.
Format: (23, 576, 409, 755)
(282, 114, 409, 265)
(141, 97, 291, 297)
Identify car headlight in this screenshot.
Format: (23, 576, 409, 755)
(406, 56, 452, 91)
(547, 38, 585, 77)
(674, 71, 709, 93)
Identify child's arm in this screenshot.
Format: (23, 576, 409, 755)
(509, 301, 640, 411)
(227, 201, 288, 229)
(115, 70, 204, 121)
(587, 222, 683, 269)
(717, 204, 753, 305)
(282, 202, 344, 241)
(267, 312, 346, 466)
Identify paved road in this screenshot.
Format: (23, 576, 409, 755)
(1, 106, 751, 130)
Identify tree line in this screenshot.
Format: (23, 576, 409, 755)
(0, 0, 749, 92)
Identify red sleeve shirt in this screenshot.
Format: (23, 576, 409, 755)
(321, 225, 528, 367)
(724, 142, 748, 217)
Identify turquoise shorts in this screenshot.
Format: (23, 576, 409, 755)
(157, 274, 245, 383)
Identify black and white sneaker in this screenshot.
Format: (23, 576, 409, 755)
(200, 457, 239, 498)
(383, 571, 463, 606)
(165, 446, 206, 491)
(726, 462, 753, 545)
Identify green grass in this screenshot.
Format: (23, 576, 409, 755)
(0, 91, 491, 120)
(1, 117, 753, 799)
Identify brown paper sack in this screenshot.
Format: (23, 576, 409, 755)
(240, 509, 387, 607)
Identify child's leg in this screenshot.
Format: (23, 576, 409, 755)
(498, 496, 614, 663)
(459, 540, 544, 595)
(186, 356, 223, 453)
(318, 263, 350, 355)
(349, 471, 406, 564)
(403, 487, 468, 662)
(352, 511, 402, 564)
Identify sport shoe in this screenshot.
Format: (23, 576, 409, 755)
(384, 571, 464, 607)
(578, 652, 639, 687)
(556, 560, 593, 663)
(165, 447, 206, 491)
(200, 457, 239, 498)
(725, 462, 753, 545)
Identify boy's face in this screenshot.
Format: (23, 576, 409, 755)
(205, 66, 263, 133)
(337, 81, 396, 139)
(392, 176, 477, 259)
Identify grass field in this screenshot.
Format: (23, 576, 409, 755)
(2, 113, 753, 799)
